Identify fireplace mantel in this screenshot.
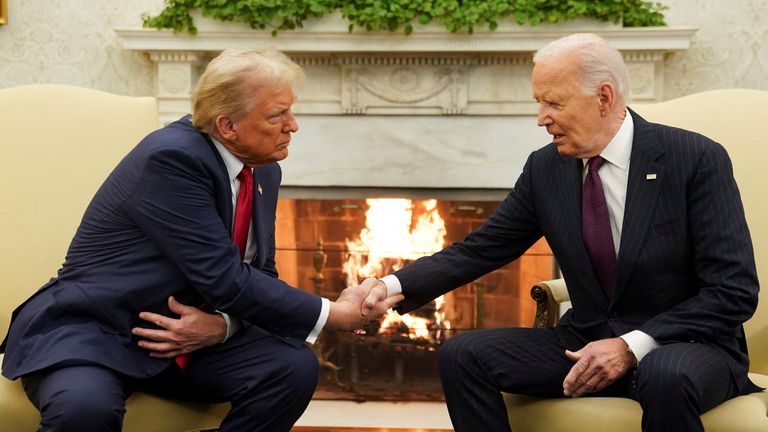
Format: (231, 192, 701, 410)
(115, 20, 697, 190)
(117, 20, 696, 123)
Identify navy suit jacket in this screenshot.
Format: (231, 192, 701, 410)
(395, 110, 760, 393)
(1, 116, 321, 380)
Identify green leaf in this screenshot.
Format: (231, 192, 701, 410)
(142, 0, 668, 35)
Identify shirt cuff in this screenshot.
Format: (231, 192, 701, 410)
(620, 330, 660, 363)
(380, 274, 403, 297)
(217, 311, 241, 343)
(306, 297, 330, 345)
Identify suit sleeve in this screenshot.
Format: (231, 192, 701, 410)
(124, 147, 321, 342)
(395, 152, 544, 313)
(640, 139, 759, 342)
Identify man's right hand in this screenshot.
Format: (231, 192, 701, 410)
(132, 296, 227, 358)
(361, 279, 390, 317)
(325, 278, 403, 331)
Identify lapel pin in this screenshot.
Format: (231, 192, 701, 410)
(257, 183, 263, 195)
(646, 173, 657, 180)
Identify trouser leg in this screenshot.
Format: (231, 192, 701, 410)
(635, 342, 738, 432)
(438, 327, 577, 432)
(22, 365, 130, 432)
(139, 325, 319, 432)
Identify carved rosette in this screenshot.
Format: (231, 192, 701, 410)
(149, 51, 206, 97)
(624, 51, 664, 101)
(148, 51, 206, 124)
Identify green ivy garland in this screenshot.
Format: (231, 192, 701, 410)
(143, 0, 667, 36)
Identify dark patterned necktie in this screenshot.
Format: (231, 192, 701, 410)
(582, 156, 617, 297)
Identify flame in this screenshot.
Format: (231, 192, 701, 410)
(344, 199, 450, 342)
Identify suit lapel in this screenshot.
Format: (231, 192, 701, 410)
(250, 167, 266, 268)
(201, 131, 234, 233)
(615, 110, 665, 300)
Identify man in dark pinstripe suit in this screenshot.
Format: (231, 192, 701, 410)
(362, 33, 760, 432)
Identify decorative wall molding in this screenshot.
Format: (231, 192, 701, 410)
(116, 20, 697, 124)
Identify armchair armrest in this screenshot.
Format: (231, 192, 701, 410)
(531, 278, 569, 328)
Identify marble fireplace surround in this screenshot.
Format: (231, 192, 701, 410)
(116, 18, 696, 190)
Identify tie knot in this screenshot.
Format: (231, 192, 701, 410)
(588, 156, 605, 171)
(238, 166, 252, 182)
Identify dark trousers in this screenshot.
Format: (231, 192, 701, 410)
(439, 327, 739, 432)
(21, 326, 319, 432)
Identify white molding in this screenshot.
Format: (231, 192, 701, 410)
(116, 26, 697, 54)
(114, 19, 697, 188)
(117, 21, 697, 122)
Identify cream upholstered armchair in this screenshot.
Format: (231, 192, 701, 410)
(504, 89, 768, 431)
(0, 85, 228, 431)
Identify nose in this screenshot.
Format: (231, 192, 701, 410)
(537, 105, 552, 127)
(284, 110, 299, 133)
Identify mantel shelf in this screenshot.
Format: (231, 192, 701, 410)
(116, 26, 697, 53)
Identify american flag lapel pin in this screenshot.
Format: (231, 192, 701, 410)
(646, 173, 657, 181)
(257, 183, 263, 195)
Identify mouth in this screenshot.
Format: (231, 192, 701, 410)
(551, 134, 565, 144)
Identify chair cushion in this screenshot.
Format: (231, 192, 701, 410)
(504, 373, 768, 432)
(0, 355, 229, 432)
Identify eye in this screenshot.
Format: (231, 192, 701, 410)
(535, 99, 562, 110)
(267, 112, 283, 123)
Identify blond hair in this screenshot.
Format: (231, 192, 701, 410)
(192, 49, 305, 134)
(534, 33, 630, 104)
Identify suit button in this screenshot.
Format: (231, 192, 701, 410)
(608, 313, 618, 321)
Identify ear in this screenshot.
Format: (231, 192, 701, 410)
(214, 115, 237, 141)
(597, 82, 616, 116)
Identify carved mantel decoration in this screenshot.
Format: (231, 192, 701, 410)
(116, 18, 697, 125)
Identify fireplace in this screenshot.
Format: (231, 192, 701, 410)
(114, 18, 694, 403)
(274, 191, 554, 401)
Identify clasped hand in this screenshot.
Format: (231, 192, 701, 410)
(562, 337, 637, 397)
(325, 278, 403, 331)
(131, 296, 227, 358)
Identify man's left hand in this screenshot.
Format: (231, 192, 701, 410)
(562, 337, 637, 397)
(132, 296, 227, 358)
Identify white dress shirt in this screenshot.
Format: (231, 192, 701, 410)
(382, 111, 659, 362)
(211, 138, 329, 344)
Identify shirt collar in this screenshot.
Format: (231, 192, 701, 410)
(210, 136, 246, 182)
(582, 109, 633, 170)
(600, 110, 633, 171)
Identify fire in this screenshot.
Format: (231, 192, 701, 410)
(344, 199, 450, 342)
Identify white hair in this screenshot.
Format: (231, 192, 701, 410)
(533, 33, 631, 104)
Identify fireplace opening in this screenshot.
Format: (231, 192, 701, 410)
(275, 191, 554, 401)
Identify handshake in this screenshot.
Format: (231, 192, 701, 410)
(325, 278, 405, 331)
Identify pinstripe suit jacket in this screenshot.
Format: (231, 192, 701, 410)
(395, 109, 760, 393)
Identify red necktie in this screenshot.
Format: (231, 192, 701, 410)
(175, 165, 253, 371)
(233, 166, 253, 260)
(582, 156, 617, 297)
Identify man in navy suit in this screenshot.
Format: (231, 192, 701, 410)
(362, 33, 760, 432)
(1, 49, 401, 432)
